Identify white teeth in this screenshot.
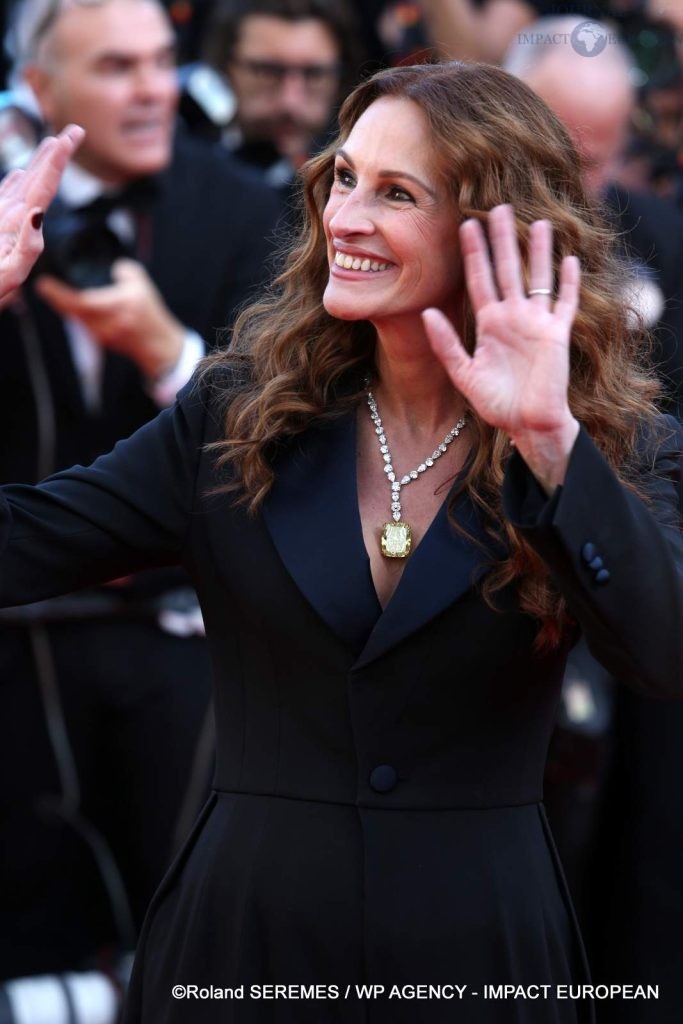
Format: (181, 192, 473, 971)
(334, 251, 390, 273)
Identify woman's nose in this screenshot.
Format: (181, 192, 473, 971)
(328, 191, 375, 237)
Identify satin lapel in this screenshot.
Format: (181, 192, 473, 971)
(262, 407, 503, 665)
(354, 481, 501, 670)
(262, 411, 382, 654)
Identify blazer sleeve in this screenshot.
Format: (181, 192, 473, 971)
(502, 414, 683, 698)
(0, 375, 209, 607)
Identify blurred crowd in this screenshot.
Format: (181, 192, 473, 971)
(3, 2, 683, 205)
(0, 2, 681, 1024)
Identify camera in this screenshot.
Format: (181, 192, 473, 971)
(34, 203, 134, 289)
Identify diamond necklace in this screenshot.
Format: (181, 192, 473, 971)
(365, 383, 466, 559)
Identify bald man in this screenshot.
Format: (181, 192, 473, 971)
(506, 21, 635, 195)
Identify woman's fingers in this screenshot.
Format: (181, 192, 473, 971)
(554, 255, 581, 327)
(488, 204, 524, 299)
(527, 219, 554, 309)
(0, 168, 28, 203)
(0, 206, 45, 299)
(12, 206, 45, 268)
(461, 208, 578, 323)
(22, 125, 84, 209)
(0, 128, 82, 297)
(459, 218, 499, 313)
(422, 307, 472, 394)
(0, 126, 83, 218)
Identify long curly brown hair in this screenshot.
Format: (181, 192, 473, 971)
(199, 61, 661, 650)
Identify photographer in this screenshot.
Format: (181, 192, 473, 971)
(0, 0, 281, 1009)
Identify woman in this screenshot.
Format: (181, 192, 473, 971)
(0, 63, 680, 1023)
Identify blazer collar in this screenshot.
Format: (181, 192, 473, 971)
(262, 407, 502, 669)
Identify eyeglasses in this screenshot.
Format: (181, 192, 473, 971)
(228, 57, 342, 96)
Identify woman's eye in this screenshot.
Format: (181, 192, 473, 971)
(387, 185, 413, 202)
(334, 168, 354, 188)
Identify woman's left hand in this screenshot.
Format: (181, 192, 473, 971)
(0, 125, 85, 308)
(422, 204, 581, 492)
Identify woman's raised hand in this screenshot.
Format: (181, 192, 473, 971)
(422, 204, 581, 491)
(0, 125, 85, 308)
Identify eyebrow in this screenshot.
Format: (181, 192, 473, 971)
(335, 148, 437, 198)
(91, 41, 177, 64)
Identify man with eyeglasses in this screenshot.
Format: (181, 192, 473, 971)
(0, 0, 281, 1000)
(203, 0, 362, 190)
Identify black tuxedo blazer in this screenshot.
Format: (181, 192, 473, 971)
(0, 376, 680, 1023)
(0, 372, 680, 711)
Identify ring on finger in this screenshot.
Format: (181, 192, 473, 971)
(528, 288, 553, 297)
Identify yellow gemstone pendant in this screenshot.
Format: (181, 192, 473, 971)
(366, 379, 465, 563)
(381, 521, 412, 559)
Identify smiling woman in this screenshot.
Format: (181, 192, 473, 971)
(0, 59, 680, 1024)
(201, 60, 666, 648)
(322, 97, 463, 331)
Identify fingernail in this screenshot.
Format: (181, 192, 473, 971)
(65, 124, 85, 142)
(32, 211, 44, 230)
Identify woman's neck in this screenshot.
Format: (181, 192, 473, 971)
(370, 315, 467, 437)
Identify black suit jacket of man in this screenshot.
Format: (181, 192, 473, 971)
(0, 131, 282, 483)
(0, 136, 283, 979)
(604, 183, 683, 422)
(0, 372, 680, 1022)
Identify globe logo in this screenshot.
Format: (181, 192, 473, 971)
(571, 21, 609, 57)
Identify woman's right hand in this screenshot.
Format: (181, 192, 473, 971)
(0, 124, 85, 308)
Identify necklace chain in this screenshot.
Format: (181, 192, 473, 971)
(364, 379, 466, 557)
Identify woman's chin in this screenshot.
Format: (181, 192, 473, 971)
(322, 289, 367, 321)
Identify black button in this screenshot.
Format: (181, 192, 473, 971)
(595, 568, 611, 584)
(588, 556, 604, 571)
(581, 542, 597, 564)
(369, 765, 397, 793)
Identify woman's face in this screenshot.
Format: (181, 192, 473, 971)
(322, 96, 463, 328)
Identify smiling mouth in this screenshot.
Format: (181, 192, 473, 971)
(333, 251, 391, 273)
(121, 120, 168, 138)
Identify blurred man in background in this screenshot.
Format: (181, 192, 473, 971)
(202, 0, 362, 190)
(0, 0, 281, 1010)
(421, 0, 683, 66)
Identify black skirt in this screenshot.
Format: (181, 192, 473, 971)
(123, 790, 592, 1023)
